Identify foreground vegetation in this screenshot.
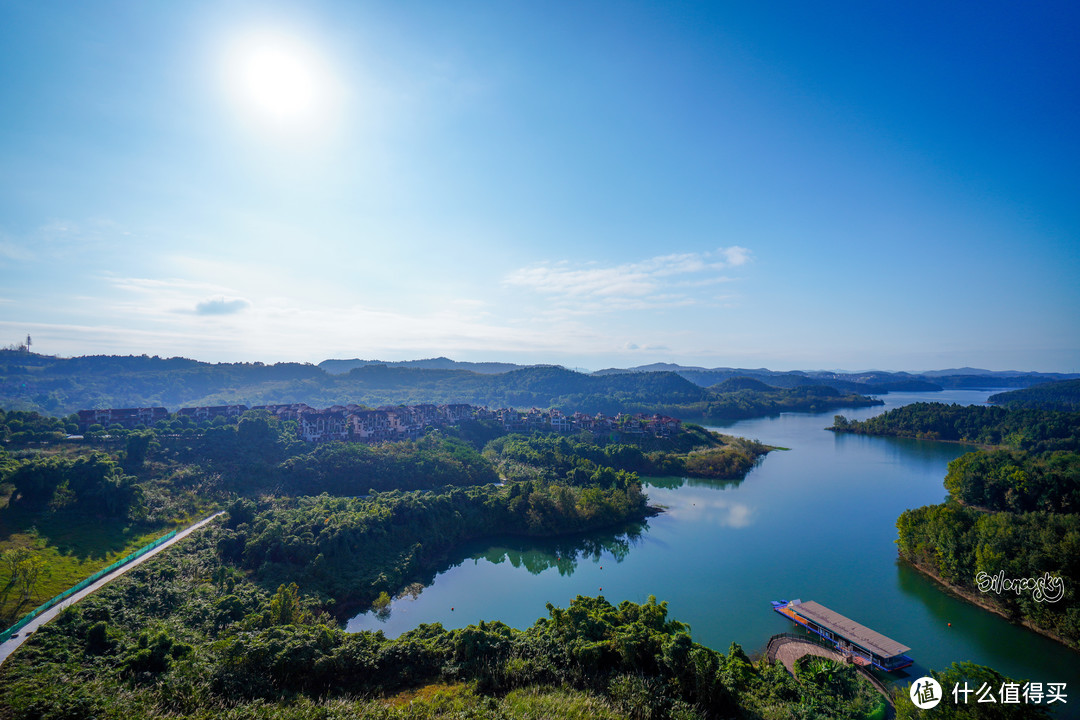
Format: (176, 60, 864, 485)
(1, 515, 890, 720)
(833, 403, 1080, 648)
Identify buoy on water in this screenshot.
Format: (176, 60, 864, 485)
(451, 607, 455, 611)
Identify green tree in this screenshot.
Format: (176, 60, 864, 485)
(266, 582, 307, 626)
(16, 555, 45, 600)
(122, 430, 156, 472)
(1, 547, 31, 586)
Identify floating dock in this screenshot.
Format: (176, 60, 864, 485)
(771, 599, 913, 672)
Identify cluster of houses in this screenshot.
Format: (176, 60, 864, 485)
(76, 406, 169, 428)
(77, 403, 682, 444)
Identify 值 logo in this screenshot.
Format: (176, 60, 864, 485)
(911, 676, 942, 709)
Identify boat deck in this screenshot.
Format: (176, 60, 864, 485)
(771, 599, 913, 672)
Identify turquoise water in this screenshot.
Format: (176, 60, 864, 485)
(348, 390, 1079, 716)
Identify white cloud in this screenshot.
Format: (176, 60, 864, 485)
(719, 246, 751, 267)
(195, 297, 251, 315)
(624, 342, 670, 352)
(26, 273, 623, 362)
(15, 243, 749, 364)
(503, 247, 752, 315)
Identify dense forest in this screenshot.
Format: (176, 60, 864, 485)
(830, 402, 1080, 452)
(832, 402, 1080, 648)
(484, 430, 769, 485)
(2, 351, 887, 421)
(0, 517, 899, 720)
(895, 502, 1080, 646)
(0, 407, 764, 625)
(989, 379, 1080, 412)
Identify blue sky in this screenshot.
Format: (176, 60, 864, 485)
(1, 1, 1077, 372)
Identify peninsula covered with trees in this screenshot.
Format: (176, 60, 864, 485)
(830, 388, 1080, 648)
(989, 379, 1080, 412)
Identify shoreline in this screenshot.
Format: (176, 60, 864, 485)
(826, 428, 1000, 451)
(899, 557, 1079, 653)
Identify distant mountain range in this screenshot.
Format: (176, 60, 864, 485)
(591, 363, 1078, 391)
(319, 357, 534, 375)
(2, 350, 1076, 419)
(321, 358, 1078, 391)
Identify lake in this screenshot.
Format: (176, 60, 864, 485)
(348, 389, 1079, 715)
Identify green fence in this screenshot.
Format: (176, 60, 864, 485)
(0, 529, 178, 644)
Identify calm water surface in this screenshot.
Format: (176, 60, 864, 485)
(349, 390, 1079, 715)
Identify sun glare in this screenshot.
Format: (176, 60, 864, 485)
(222, 28, 341, 136)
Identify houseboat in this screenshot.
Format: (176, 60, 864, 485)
(771, 599, 914, 672)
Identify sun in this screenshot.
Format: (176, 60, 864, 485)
(222, 28, 340, 135)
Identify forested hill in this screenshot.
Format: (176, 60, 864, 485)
(830, 402, 1080, 452)
(0, 351, 880, 421)
(989, 379, 1080, 411)
(595, 363, 1077, 392)
(831, 400, 1080, 646)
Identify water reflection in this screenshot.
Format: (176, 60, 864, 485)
(644, 474, 746, 491)
(476, 524, 645, 577)
(831, 430, 980, 470)
(645, 476, 755, 528)
(349, 519, 647, 629)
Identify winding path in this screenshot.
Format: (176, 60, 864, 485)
(767, 634, 847, 673)
(766, 634, 895, 712)
(0, 511, 225, 668)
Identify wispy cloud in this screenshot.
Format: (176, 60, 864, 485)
(503, 247, 751, 315)
(195, 297, 251, 315)
(106, 277, 246, 318)
(46, 273, 623, 361)
(624, 342, 669, 351)
(0, 239, 35, 262)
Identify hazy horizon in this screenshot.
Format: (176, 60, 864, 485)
(2, 2, 1078, 373)
(5, 346, 1076, 377)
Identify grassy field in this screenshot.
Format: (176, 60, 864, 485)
(0, 445, 224, 627)
(0, 494, 181, 626)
